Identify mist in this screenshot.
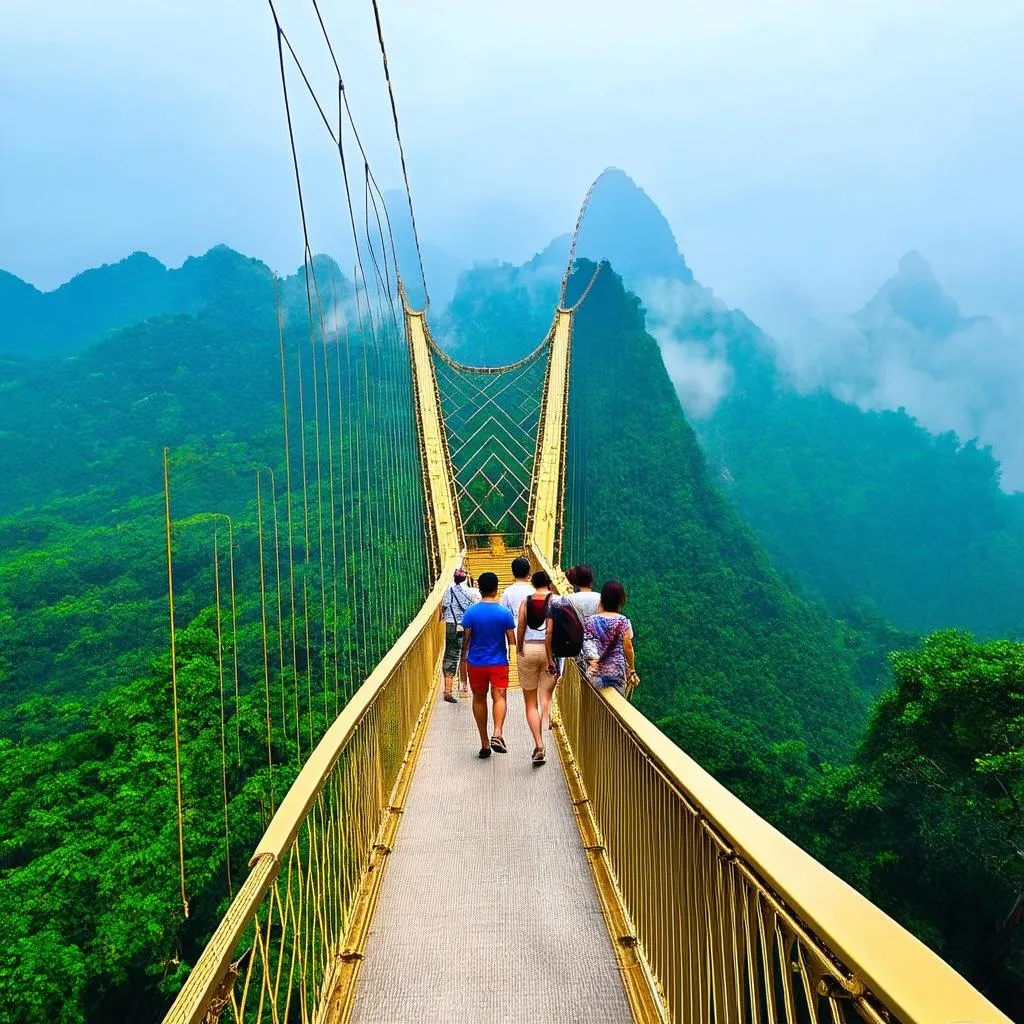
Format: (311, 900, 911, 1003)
(2, 0, 1023, 332)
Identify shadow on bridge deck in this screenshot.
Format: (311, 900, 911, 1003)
(348, 686, 632, 1023)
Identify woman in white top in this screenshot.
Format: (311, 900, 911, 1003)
(515, 570, 556, 765)
(545, 564, 600, 730)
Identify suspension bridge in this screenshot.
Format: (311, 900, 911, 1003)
(150, 4, 1011, 1022)
(157, 289, 1010, 1024)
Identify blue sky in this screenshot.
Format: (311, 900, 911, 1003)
(2, 0, 1023, 323)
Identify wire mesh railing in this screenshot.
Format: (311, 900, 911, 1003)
(161, 556, 458, 1024)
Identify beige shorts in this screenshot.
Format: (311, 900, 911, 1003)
(518, 642, 551, 691)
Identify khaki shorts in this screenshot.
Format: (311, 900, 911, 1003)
(517, 642, 551, 691)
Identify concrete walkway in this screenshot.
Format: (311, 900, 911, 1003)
(349, 687, 632, 1023)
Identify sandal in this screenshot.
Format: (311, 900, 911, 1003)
(490, 735, 508, 754)
(443, 692, 458, 704)
(478, 746, 492, 759)
(532, 746, 546, 766)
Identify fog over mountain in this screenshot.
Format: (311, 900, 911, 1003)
(762, 252, 1024, 490)
(535, 169, 1024, 492)
(836, 255, 1024, 488)
(4, 163, 1021, 489)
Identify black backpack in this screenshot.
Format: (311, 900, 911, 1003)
(549, 600, 584, 657)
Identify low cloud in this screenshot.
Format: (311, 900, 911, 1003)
(655, 333, 734, 419)
(765, 277, 1024, 490)
(640, 277, 733, 420)
(837, 313, 1024, 489)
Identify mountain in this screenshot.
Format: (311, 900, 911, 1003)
(572, 167, 694, 285)
(442, 168, 778, 393)
(557, 263, 879, 768)
(859, 250, 969, 337)
(436, 256, 562, 365)
(0, 246, 353, 359)
(442, 173, 1024, 640)
(383, 189, 466, 311)
(829, 251, 1024, 488)
(1, 252, 175, 357)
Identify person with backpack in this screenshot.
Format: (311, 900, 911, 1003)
(582, 580, 636, 695)
(440, 567, 480, 703)
(459, 571, 516, 758)
(544, 578, 587, 732)
(515, 570, 556, 765)
(536, 563, 598, 728)
(561, 563, 600, 621)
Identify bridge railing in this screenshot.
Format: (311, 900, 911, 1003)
(554, 658, 1011, 1024)
(161, 556, 459, 1024)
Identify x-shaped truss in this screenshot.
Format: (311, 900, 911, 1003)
(431, 344, 550, 539)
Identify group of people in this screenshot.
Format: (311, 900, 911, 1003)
(440, 556, 637, 764)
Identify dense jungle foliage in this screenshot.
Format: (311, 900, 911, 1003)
(0, 249, 428, 1023)
(532, 169, 1024, 645)
(702, 386, 1024, 639)
(562, 263, 882, 761)
(1, 248, 1020, 1019)
(464, 260, 1024, 1014)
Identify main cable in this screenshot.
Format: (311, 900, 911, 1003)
(369, 0, 430, 309)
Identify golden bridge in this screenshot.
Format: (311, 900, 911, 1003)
(159, 292, 1009, 1024)
(148, 5, 1012, 1022)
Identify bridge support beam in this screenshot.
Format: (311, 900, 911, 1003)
(526, 308, 572, 564)
(405, 306, 464, 579)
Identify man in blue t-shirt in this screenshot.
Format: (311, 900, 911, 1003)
(459, 571, 516, 759)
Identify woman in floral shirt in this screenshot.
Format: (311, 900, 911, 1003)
(583, 580, 636, 695)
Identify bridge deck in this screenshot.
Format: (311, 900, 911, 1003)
(348, 686, 633, 1023)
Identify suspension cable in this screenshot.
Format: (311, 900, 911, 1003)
(368, 0, 430, 309)
(162, 448, 189, 921)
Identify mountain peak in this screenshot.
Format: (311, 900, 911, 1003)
(860, 250, 962, 336)
(897, 249, 935, 280)
(572, 167, 694, 287)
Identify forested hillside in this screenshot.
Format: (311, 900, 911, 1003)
(0, 245, 346, 360)
(561, 261, 1023, 1014)
(562, 262, 879, 767)
(2, 243, 1020, 1020)
(0, 255, 427, 1024)
(703, 388, 1024, 637)
(444, 168, 1024, 641)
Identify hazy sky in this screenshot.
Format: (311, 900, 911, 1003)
(3, 0, 1023, 324)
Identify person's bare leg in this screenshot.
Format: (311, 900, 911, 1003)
(540, 680, 554, 732)
(523, 688, 543, 751)
(443, 671, 455, 696)
(491, 685, 507, 740)
(472, 692, 490, 748)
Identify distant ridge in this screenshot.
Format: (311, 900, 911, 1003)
(855, 249, 987, 337)
(0, 246, 350, 359)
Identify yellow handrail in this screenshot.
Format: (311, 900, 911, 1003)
(161, 554, 461, 1024)
(540, 573, 1010, 1020)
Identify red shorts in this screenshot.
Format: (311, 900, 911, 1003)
(467, 663, 509, 695)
